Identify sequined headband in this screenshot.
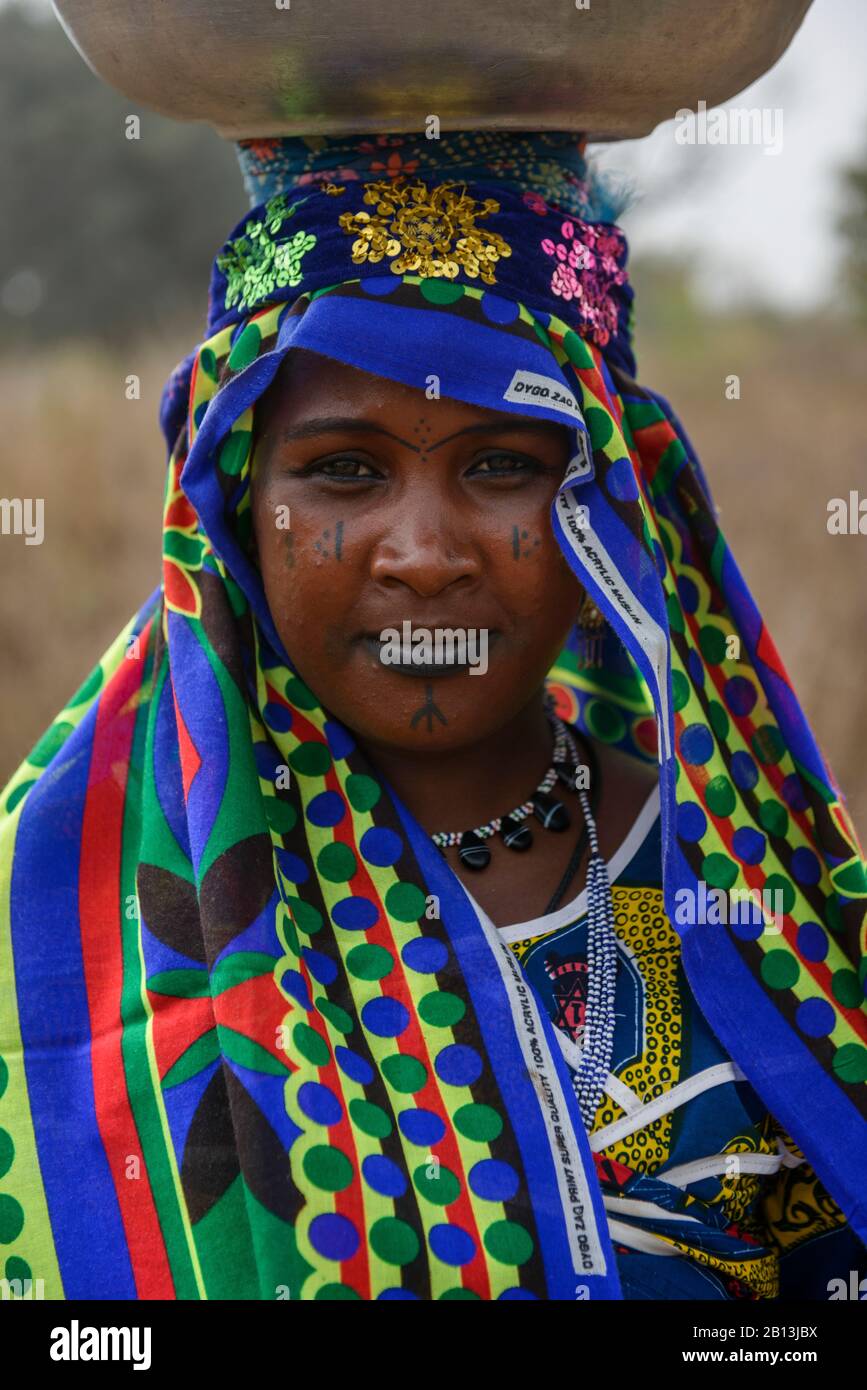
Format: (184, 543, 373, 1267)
(206, 170, 635, 377)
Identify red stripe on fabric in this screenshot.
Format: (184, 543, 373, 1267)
(79, 624, 177, 1299)
(272, 696, 491, 1299)
(187, 355, 200, 442)
(257, 690, 373, 1296)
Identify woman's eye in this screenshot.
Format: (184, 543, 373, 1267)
(316, 457, 379, 479)
(470, 453, 539, 476)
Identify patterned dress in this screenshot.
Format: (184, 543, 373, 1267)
(467, 788, 864, 1299)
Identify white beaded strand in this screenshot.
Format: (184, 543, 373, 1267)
(572, 783, 618, 1131)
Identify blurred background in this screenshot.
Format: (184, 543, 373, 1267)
(1, 0, 865, 831)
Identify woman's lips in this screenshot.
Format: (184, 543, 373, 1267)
(358, 631, 500, 679)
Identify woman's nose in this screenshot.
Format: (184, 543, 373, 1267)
(369, 499, 483, 597)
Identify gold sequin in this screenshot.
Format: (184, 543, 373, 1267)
(336, 177, 512, 285)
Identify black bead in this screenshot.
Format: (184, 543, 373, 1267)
(554, 761, 579, 790)
(458, 830, 492, 870)
(500, 814, 533, 851)
(532, 791, 571, 831)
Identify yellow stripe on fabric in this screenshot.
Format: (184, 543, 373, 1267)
(655, 510, 866, 1055)
(0, 606, 179, 1300)
(0, 793, 64, 1299)
(251, 662, 401, 1298)
(356, 852, 513, 1299)
(258, 669, 511, 1298)
(547, 662, 653, 715)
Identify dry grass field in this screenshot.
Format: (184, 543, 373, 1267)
(1, 305, 865, 836)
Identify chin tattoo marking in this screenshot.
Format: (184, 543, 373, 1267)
(410, 683, 447, 732)
(283, 532, 295, 568)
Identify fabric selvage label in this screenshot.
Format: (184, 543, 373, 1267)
(485, 926, 609, 1278)
(503, 369, 586, 423)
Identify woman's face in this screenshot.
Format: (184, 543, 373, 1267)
(250, 348, 586, 755)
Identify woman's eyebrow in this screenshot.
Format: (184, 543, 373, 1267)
(281, 417, 415, 445)
(280, 415, 565, 447)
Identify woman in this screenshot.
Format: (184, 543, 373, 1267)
(0, 131, 864, 1301)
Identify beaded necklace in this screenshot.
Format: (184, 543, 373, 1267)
(430, 706, 618, 1129)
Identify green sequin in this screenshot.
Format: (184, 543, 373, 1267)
(216, 194, 318, 315)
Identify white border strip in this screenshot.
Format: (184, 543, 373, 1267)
(605, 1219, 680, 1256)
(589, 1062, 747, 1151)
(656, 1152, 787, 1189)
(458, 884, 612, 1278)
(603, 1195, 701, 1224)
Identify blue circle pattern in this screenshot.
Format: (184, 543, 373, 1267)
(791, 847, 821, 886)
(679, 724, 714, 766)
(402, 937, 449, 974)
(324, 719, 355, 760)
(332, 896, 378, 931)
(298, 1080, 342, 1126)
(361, 996, 410, 1038)
(359, 827, 403, 868)
(335, 1045, 374, 1086)
(362, 1154, 408, 1198)
(429, 1223, 477, 1266)
(469, 1159, 520, 1202)
(723, 676, 757, 717)
(302, 947, 339, 986)
(276, 848, 309, 884)
(687, 648, 705, 689)
(309, 1213, 359, 1261)
(796, 921, 828, 962)
(398, 1108, 446, 1146)
(796, 998, 836, 1038)
(306, 791, 345, 827)
(676, 576, 699, 614)
(435, 1044, 483, 1087)
(677, 801, 707, 843)
(732, 827, 766, 865)
(731, 751, 759, 791)
(481, 292, 519, 324)
(280, 968, 312, 1010)
(263, 701, 293, 732)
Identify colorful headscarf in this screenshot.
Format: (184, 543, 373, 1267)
(0, 132, 864, 1301)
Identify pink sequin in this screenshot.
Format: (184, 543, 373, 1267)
(540, 216, 627, 348)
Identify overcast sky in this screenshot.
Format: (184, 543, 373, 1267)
(590, 0, 867, 311)
(12, 0, 867, 312)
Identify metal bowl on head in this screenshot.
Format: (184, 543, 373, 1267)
(51, 0, 812, 142)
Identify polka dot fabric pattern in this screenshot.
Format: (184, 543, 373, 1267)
(0, 169, 864, 1300)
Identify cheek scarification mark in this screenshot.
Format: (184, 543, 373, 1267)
(512, 525, 542, 559)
